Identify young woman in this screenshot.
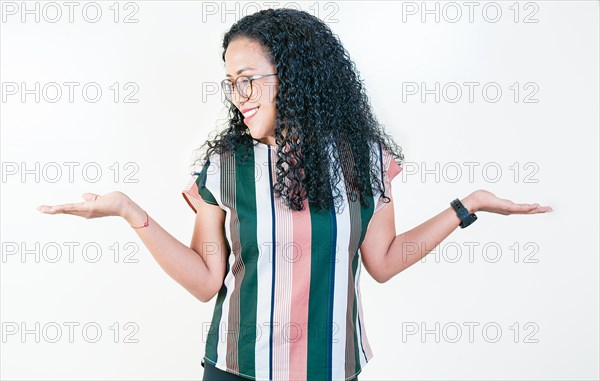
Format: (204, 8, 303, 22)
(37, 8, 552, 381)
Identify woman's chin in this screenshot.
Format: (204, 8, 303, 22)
(248, 127, 264, 138)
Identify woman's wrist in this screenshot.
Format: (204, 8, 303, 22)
(120, 196, 146, 225)
(461, 192, 480, 214)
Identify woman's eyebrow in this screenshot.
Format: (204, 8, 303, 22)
(226, 67, 255, 77)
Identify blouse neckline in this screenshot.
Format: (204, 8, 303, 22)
(251, 139, 277, 149)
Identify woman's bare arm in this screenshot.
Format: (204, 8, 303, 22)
(123, 196, 228, 302)
(360, 192, 478, 283)
(360, 189, 552, 283)
(37, 190, 227, 303)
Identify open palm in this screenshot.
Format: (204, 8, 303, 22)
(474, 189, 553, 215)
(36, 191, 129, 219)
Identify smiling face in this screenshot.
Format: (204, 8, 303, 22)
(224, 37, 279, 146)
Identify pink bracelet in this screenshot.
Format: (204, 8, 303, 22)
(131, 211, 149, 229)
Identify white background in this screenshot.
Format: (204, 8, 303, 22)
(1, 1, 598, 380)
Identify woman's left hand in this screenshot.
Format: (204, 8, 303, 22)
(471, 189, 553, 215)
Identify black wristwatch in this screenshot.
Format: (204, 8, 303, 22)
(450, 198, 477, 229)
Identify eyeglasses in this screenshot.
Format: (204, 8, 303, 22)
(221, 73, 278, 102)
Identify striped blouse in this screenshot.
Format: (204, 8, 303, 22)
(182, 139, 402, 381)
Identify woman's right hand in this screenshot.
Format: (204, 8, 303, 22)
(36, 191, 132, 220)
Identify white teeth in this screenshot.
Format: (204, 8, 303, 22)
(243, 107, 258, 117)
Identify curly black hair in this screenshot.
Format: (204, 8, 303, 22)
(191, 8, 404, 213)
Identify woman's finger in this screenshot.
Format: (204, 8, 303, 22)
(507, 202, 552, 214)
(527, 205, 553, 214)
(82, 193, 100, 202)
(38, 193, 100, 215)
(40, 202, 86, 215)
(36, 205, 62, 214)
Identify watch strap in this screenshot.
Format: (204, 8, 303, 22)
(450, 198, 477, 229)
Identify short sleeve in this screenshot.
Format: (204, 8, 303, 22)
(373, 145, 403, 214)
(182, 159, 219, 214)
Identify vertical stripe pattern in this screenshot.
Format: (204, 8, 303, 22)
(181, 140, 402, 380)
